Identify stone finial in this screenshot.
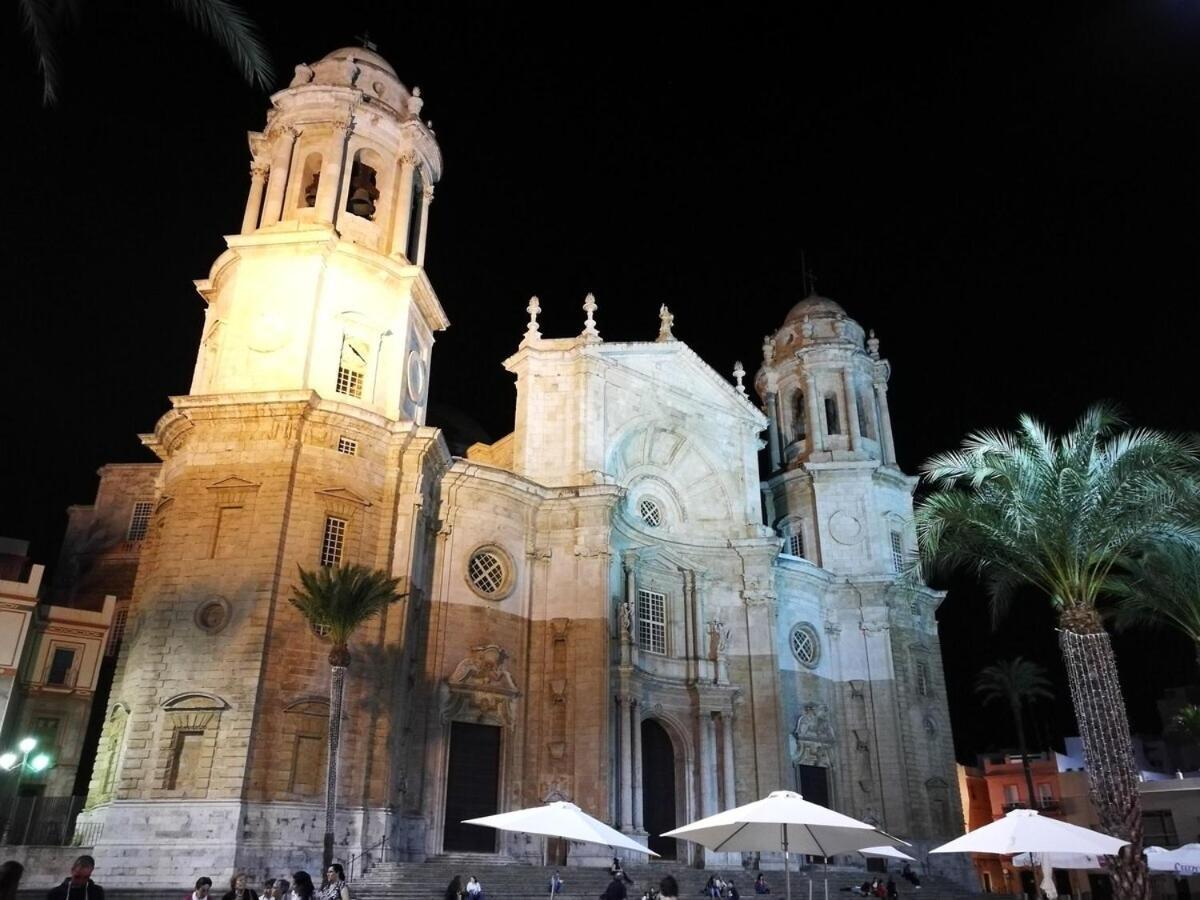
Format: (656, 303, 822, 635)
(762, 334, 775, 364)
(733, 361, 747, 395)
(408, 86, 424, 118)
(867, 329, 881, 360)
(656, 304, 676, 342)
(524, 296, 542, 343)
(581, 293, 601, 342)
(801, 315, 815, 340)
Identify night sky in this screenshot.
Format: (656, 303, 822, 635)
(3, 2, 1199, 762)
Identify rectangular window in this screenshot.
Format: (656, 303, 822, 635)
(166, 729, 204, 791)
(787, 532, 805, 559)
(290, 733, 327, 795)
(336, 336, 368, 399)
(31, 716, 60, 750)
(909, 598, 920, 616)
(336, 436, 358, 456)
(636, 589, 666, 655)
(916, 661, 930, 697)
(127, 500, 153, 541)
(320, 516, 347, 568)
(211, 506, 246, 560)
(1003, 784, 1020, 806)
(46, 647, 77, 686)
(1143, 810, 1177, 847)
(890, 531, 904, 573)
(106, 608, 128, 657)
(982, 873, 992, 893)
(1037, 783, 1054, 807)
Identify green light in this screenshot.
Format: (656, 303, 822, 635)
(17, 737, 36, 754)
(29, 753, 51, 772)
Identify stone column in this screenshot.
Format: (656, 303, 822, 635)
(260, 127, 297, 227)
(698, 710, 717, 816)
(805, 373, 825, 453)
(631, 700, 644, 832)
(624, 561, 637, 650)
(391, 153, 418, 257)
(241, 162, 269, 234)
(618, 695, 634, 831)
(415, 186, 434, 266)
(844, 371, 861, 451)
(721, 711, 737, 808)
(765, 391, 782, 471)
(874, 382, 897, 465)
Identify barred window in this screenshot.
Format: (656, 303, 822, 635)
(320, 517, 346, 568)
(336, 436, 358, 455)
(789, 623, 820, 668)
(638, 497, 663, 528)
(890, 531, 904, 573)
(127, 500, 153, 541)
(336, 336, 368, 399)
(468, 550, 506, 596)
(787, 532, 805, 559)
(636, 589, 666, 655)
(106, 607, 128, 657)
(916, 661, 930, 697)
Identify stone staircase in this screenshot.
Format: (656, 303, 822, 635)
(350, 861, 976, 900)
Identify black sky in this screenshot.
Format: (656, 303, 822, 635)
(3, 2, 1199, 762)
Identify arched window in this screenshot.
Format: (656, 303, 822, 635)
(405, 167, 424, 261)
(301, 153, 321, 208)
(792, 390, 807, 440)
(824, 395, 841, 435)
(346, 150, 381, 220)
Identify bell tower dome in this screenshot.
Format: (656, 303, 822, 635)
(756, 294, 914, 577)
(189, 45, 448, 424)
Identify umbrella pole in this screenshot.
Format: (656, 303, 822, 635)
(783, 824, 792, 900)
(824, 857, 828, 900)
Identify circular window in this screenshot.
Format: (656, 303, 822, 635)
(637, 497, 663, 528)
(789, 623, 821, 668)
(466, 546, 514, 600)
(194, 597, 231, 635)
(407, 350, 428, 404)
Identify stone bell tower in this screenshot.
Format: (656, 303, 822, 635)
(77, 47, 451, 884)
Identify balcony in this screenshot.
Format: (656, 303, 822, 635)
(1002, 800, 1062, 815)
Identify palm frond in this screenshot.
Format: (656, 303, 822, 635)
(168, 0, 274, 90)
(291, 564, 405, 658)
(19, 0, 62, 105)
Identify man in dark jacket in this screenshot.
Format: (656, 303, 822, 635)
(602, 874, 628, 900)
(46, 855, 105, 900)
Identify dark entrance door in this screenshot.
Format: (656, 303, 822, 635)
(642, 719, 677, 859)
(796, 766, 831, 863)
(443, 722, 501, 852)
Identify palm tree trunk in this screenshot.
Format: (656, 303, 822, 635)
(1011, 700, 1038, 811)
(325, 663, 347, 870)
(1058, 608, 1148, 900)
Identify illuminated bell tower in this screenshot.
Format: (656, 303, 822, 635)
(78, 47, 450, 883)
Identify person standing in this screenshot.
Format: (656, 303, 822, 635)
(47, 856, 104, 900)
(601, 873, 627, 900)
(321, 865, 349, 900)
(550, 871, 564, 896)
(886, 879, 897, 900)
(445, 876, 463, 900)
(1, 861, 25, 900)
(190, 878, 214, 900)
(222, 874, 257, 900)
(291, 872, 315, 900)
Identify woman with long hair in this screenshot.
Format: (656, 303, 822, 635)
(0, 861, 25, 900)
(321, 865, 349, 900)
(292, 872, 315, 900)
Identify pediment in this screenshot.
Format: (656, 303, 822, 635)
(161, 691, 229, 711)
(622, 543, 706, 577)
(207, 476, 262, 491)
(314, 487, 372, 508)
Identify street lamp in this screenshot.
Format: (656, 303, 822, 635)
(0, 737, 52, 844)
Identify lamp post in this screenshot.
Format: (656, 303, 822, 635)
(0, 737, 52, 844)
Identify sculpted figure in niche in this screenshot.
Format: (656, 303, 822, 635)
(707, 619, 731, 659)
(618, 599, 633, 637)
(449, 644, 518, 693)
(793, 702, 833, 742)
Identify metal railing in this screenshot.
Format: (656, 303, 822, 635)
(348, 834, 389, 882)
(0, 795, 85, 845)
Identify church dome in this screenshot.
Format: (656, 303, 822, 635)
(318, 46, 398, 78)
(783, 294, 847, 323)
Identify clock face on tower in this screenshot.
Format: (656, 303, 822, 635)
(407, 350, 428, 403)
(247, 312, 291, 353)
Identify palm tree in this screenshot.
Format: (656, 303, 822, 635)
(1110, 542, 1200, 669)
(291, 563, 406, 869)
(1167, 705, 1200, 748)
(915, 404, 1200, 900)
(975, 658, 1054, 809)
(19, 0, 273, 105)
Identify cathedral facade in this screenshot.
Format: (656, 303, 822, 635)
(73, 46, 963, 884)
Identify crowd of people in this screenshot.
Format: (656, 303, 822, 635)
(0, 856, 354, 900)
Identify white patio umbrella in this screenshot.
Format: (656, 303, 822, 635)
(662, 790, 903, 900)
(930, 809, 1129, 858)
(859, 846, 916, 862)
(1011, 851, 1106, 870)
(1147, 843, 1200, 875)
(462, 799, 659, 857)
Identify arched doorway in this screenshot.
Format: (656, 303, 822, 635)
(641, 719, 677, 859)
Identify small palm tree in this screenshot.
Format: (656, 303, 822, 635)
(1168, 705, 1200, 747)
(291, 563, 405, 869)
(975, 658, 1054, 809)
(19, 0, 273, 105)
(1110, 543, 1200, 669)
(915, 404, 1200, 900)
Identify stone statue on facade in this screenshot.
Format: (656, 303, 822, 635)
(657, 304, 676, 342)
(789, 701, 835, 767)
(619, 599, 634, 639)
(442, 644, 521, 727)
